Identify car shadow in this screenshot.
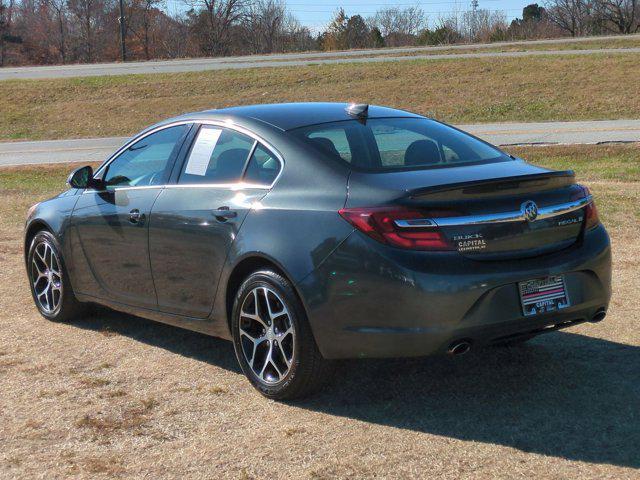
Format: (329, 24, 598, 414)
(71, 309, 639, 469)
(71, 307, 241, 373)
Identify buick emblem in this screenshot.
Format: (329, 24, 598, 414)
(521, 200, 539, 222)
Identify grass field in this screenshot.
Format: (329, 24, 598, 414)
(0, 52, 638, 141)
(1, 144, 639, 478)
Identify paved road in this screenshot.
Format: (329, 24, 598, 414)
(1, 119, 638, 168)
(1, 33, 639, 80)
(463, 119, 640, 145)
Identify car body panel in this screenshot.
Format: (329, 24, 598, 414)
(148, 186, 268, 318)
(298, 224, 611, 358)
(23, 103, 612, 360)
(70, 187, 162, 308)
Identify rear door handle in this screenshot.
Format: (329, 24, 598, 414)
(213, 206, 237, 221)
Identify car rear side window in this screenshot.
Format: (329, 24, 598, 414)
(291, 117, 510, 171)
(179, 126, 254, 184)
(307, 128, 352, 162)
(243, 144, 280, 186)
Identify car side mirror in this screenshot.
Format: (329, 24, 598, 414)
(67, 165, 95, 189)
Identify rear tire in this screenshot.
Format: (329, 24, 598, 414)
(27, 231, 86, 322)
(231, 270, 333, 400)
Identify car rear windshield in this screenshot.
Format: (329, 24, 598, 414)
(290, 117, 511, 171)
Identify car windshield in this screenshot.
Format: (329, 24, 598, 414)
(290, 117, 511, 171)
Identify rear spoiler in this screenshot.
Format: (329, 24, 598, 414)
(409, 170, 576, 199)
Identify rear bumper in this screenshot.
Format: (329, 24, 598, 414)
(298, 224, 611, 359)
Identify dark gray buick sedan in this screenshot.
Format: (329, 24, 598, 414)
(24, 103, 611, 399)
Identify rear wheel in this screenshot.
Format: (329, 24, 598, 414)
(231, 270, 332, 400)
(27, 231, 85, 322)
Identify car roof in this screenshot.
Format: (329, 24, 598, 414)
(185, 102, 424, 131)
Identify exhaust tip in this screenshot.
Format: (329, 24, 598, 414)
(447, 340, 472, 356)
(591, 308, 607, 323)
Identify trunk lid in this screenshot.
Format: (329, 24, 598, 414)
(346, 160, 588, 259)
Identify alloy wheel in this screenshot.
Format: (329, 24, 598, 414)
(238, 286, 295, 384)
(30, 241, 63, 314)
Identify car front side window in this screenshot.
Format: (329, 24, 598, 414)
(103, 125, 188, 189)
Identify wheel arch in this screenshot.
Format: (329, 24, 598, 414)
(24, 219, 54, 264)
(224, 254, 308, 336)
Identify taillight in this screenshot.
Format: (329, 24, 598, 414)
(338, 206, 454, 250)
(584, 201, 600, 230)
(580, 186, 600, 230)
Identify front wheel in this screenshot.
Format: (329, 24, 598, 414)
(231, 270, 332, 400)
(27, 231, 85, 322)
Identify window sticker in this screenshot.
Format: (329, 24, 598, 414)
(184, 127, 223, 176)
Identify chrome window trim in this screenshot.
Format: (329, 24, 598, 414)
(82, 184, 163, 194)
(394, 195, 592, 228)
(93, 119, 285, 190)
(81, 182, 271, 195)
(166, 182, 270, 190)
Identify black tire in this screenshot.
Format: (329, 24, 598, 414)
(231, 270, 333, 400)
(27, 230, 86, 322)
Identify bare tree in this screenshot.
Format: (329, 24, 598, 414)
(0, 0, 18, 65)
(280, 14, 314, 52)
(42, 0, 68, 62)
(462, 9, 508, 41)
(243, 0, 285, 54)
(67, 0, 105, 61)
(185, 0, 247, 56)
(370, 6, 426, 46)
(0, 0, 8, 65)
(435, 6, 465, 42)
(127, 0, 164, 59)
(157, 12, 194, 58)
(545, 0, 593, 36)
(597, 0, 639, 33)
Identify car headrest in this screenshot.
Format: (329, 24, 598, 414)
(309, 137, 342, 159)
(215, 148, 249, 181)
(404, 140, 441, 166)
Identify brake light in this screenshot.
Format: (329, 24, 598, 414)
(580, 186, 600, 230)
(584, 200, 600, 230)
(338, 207, 454, 250)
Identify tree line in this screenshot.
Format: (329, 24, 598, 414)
(0, 0, 638, 66)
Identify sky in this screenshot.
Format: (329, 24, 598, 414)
(288, 1, 532, 32)
(165, 1, 534, 33)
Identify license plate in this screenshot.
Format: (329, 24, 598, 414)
(518, 275, 570, 317)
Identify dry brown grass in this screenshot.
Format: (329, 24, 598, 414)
(0, 145, 639, 478)
(0, 52, 638, 141)
(78, 377, 111, 388)
(260, 36, 640, 63)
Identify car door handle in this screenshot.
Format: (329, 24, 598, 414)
(129, 209, 144, 224)
(213, 206, 237, 221)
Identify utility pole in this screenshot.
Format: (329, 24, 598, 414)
(470, 0, 479, 40)
(118, 0, 127, 61)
